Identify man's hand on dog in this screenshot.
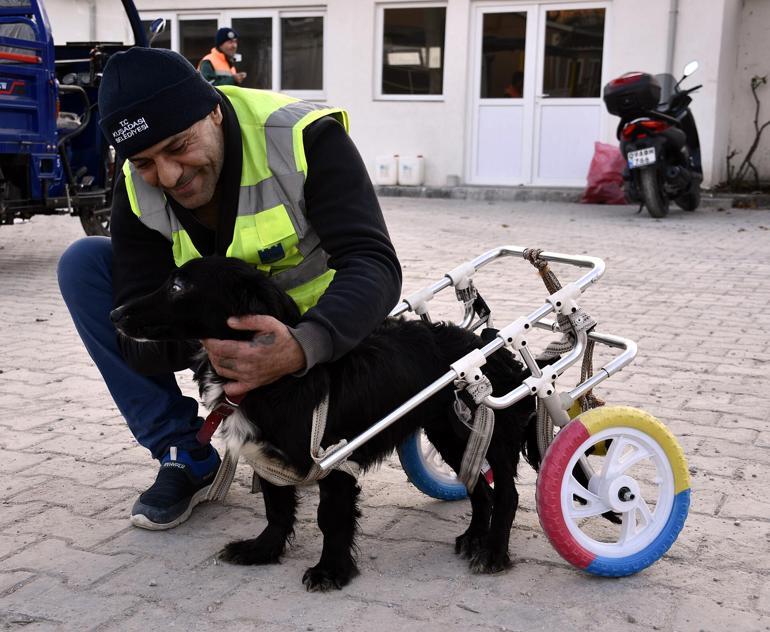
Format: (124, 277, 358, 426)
(201, 315, 305, 396)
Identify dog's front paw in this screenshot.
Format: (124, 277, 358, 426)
(455, 529, 486, 559)
(302, 561, 359, 592)
(469, 547, 512, 574)
(219, 537, 283, 565)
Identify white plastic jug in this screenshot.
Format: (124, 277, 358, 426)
(374, 155, 399, 185)
(398, 155, 425, 186)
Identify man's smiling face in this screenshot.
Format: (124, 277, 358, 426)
(128, 105, 225, 210)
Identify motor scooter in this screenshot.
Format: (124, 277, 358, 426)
(603, 61, 703, 218)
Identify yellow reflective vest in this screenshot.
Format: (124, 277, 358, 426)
(122, 87, 350, 314)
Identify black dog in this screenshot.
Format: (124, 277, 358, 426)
(111, 256, 540, 591)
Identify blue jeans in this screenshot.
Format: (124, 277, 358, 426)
(57, 237, 203, 460)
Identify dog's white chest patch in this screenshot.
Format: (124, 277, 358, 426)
(200, 367, 257, 455)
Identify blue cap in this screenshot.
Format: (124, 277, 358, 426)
(215, 27, 238, 47)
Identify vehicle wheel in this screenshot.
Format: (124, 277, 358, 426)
(79, 152, 120, 236)
(397, 430, 468, 501)
(639, 167, 669, 218)
(675, 187, 700, 211)
(79, 205, 112, 236)
(536, 406, 690, 577)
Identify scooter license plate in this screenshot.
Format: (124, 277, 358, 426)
(627, 147, 656, 169)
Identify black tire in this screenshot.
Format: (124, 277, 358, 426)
(639, 167, 669, 218)
(79, 154, 120, 236)
(79, 205, 111, 236)
(675, 187, 700, 211)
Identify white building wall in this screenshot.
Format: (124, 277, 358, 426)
(75, 0, 767, 189)
(728, 0, 770, 184)
(331, 0, 471, 188)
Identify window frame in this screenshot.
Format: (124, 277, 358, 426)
(374, 1, 448, 102)
(276, 9, 326, 100)
(139, 8, 327, 101)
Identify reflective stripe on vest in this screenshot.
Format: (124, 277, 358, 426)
(122, 88, 350, 314)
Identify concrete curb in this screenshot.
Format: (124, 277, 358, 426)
(374, 185, 770, 209)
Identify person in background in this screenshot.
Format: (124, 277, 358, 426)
(503, 71, 524, 98)
(198, 27, 246, 86)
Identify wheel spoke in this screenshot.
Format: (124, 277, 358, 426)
(421, 435, 455, 477)
(578, 454, 596, 479)
(424, 443, 438, 462)
(602, 436, 651, 480)
(601, 435, 630, 479)
(615, 445, 654, 475)
(636, 494, 655, 526)
(567, 475, 610, 519)
(619, 507, 638, 544)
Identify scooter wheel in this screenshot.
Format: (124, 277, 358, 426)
(536, 406, 690, 577)
(640, 167, 670, 218)
(397, 430, 468, 501)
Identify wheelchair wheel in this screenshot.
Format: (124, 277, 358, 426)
(536, 406, 690, 577)
(397, 430, 468, 501)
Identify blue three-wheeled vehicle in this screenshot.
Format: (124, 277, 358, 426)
(0, 0, 152, 235)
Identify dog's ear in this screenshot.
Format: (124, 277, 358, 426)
(221, 259, 302, 326)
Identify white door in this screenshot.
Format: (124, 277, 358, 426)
(469, 3, 608, 186)
(469, 6, 537, 185)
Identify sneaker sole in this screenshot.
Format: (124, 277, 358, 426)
(130, 484, 213, 531)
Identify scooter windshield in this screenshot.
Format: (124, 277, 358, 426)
(654, 73, 678, 108)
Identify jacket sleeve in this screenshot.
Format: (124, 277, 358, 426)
(110, 170, 202, 374)
(291, 118, 402, 369)
(199, 59, 236, 86)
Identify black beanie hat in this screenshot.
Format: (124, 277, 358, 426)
(98, 48, 221, 160)
(215, 27, 238, 48)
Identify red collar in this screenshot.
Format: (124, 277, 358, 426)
(196, 393, 245, 445)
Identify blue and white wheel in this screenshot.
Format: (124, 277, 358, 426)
(397, 430, 468, 501)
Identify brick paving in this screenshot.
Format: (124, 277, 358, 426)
(0, 200, 768, 631)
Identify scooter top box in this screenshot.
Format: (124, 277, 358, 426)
(602, 72, 661, 118)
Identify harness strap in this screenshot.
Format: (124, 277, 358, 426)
(207, 391, 360, 499)
(523, 248, 604, 454)
(241, 392, 360, 486)
(454, 375, 495, 492)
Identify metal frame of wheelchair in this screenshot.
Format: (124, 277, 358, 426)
(319, 245, 691, 577)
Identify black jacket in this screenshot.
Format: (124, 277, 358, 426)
(111, 92, 402, 375)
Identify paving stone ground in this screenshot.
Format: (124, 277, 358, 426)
(0, 200, 768, 632)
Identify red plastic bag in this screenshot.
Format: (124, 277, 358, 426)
(581, 142, 627, 205)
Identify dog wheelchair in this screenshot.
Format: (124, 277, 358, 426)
(316, 245, 691, 578)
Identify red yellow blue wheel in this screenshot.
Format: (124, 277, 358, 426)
(536, 406, 690, 577)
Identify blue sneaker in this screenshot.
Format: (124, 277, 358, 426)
(130, 446, 221, 530)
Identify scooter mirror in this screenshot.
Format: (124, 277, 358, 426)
(683, 60, 699, 78)
(149, 18, 167, 46)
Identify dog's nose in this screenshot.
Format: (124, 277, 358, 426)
(109, 306, 125, 324)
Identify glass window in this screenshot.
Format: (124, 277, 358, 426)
(281, 16, 323, 91)
(179, 19, 217, 69)
(481, 12, 527, 99)
(0, 22, 36, 60)
(542, 8, 605, 98)
(46, 0, 135, 45)
(382, 7, 446, 96)
(141, 19, 171, 50)
(233, 17, 272, 89)
(138, 10, 325, 93)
